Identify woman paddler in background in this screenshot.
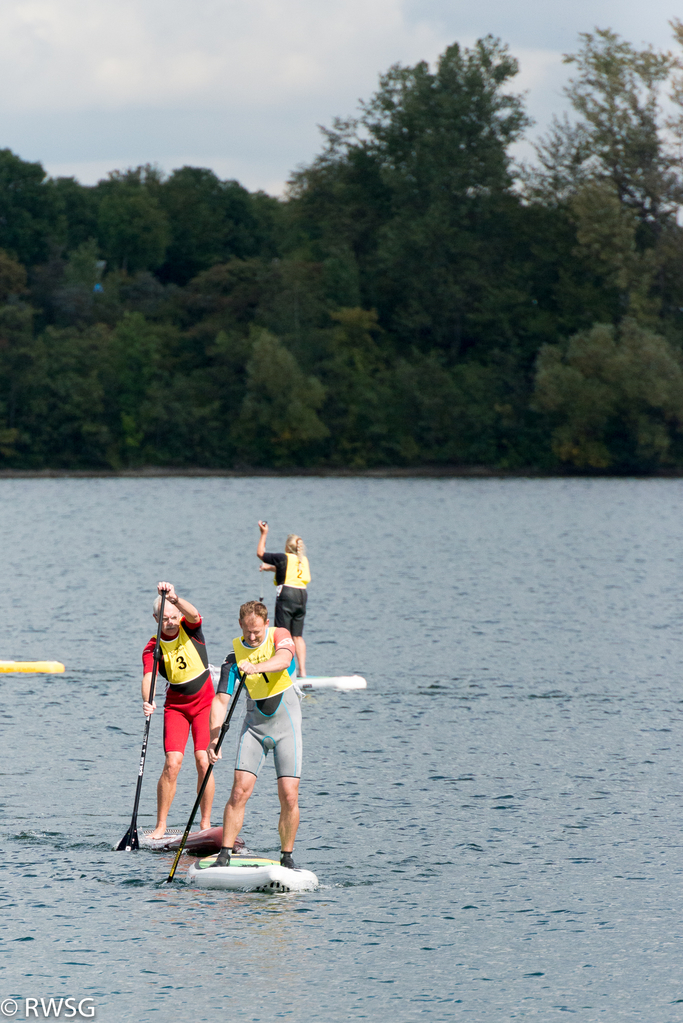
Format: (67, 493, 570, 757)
(256, 520, 311, 677)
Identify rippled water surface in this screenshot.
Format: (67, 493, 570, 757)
(2, 477, 683, 1021)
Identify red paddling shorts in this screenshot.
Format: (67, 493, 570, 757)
(163, 678, 214, 755)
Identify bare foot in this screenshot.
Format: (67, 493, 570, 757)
(148, 825, 168, 840)
(199, 820, 212, 832)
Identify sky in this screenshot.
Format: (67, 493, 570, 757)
(0, 0, 680, 195)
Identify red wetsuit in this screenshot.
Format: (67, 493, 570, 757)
(142, 617, 214, 754)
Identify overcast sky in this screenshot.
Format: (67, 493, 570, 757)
(0, 0, 679, 193)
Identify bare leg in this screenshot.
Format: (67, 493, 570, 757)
(293, 636, 306, 677)
(277, 776, 300, 851)
(194, 750, 215, 830)
(150, 751, 183, 838)
(222, 770, 258, 848)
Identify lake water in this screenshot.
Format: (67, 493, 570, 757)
(1, 476, 683, 1021)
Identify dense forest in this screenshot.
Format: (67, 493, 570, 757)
(3, 27, 683, 471)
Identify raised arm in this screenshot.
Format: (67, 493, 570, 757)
(256, 520, 268, 561)
(157, 581, 200, 623)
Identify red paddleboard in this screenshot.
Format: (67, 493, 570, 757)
(141, 828, 244, 855)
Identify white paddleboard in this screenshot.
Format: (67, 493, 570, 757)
(299, 675, 367, 691)
(187, 853, 318, 892)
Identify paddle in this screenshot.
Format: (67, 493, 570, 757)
(259, 520, 267, 603)
(164, 672, 248, 883)
(116, 590, 167, 852)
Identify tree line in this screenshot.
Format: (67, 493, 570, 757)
(3, 26, 683, 471)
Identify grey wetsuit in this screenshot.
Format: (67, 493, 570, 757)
(235, 685, 303, 779)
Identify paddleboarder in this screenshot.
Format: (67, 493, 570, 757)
(207, 600, 301, 868)
(256, 521, 311, 677)
(142, 582, 215, 840)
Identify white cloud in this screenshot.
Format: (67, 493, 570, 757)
(0, 0, 448, 112)
(513, 47, 564, 92)
(512, 47, 572, 129)
(43, 154, 290, 194)
(2, 0, 681, 192)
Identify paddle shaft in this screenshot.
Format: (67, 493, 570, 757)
(259, 520, 267, 602)
(165, 674, 248, 882)
(116, 590, 166, 852)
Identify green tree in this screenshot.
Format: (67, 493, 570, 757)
(182, 256, 344, 373)
(156, 167, 280, 285)
(97, 168, 170, 273)
(526, 28, 683, 331)
(0, 250, 28, 301)
(236, 328, 327, 464)
(569, 180, 659, 322)
(316, 307, 391, 465)
(0, 296, 35, 461)
(46, 176, 99, 253)
(0, 321, 114, 468)
(0, 149, 61, 265)
(290, 38, 532, 358)
(530, 29, 679, 230)
(383, 355, 510, 466)
(533, 319, 683, 469)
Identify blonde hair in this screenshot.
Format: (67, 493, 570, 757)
(285, 534, 306, 561)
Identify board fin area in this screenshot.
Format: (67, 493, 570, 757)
(187, 852, 318, 892)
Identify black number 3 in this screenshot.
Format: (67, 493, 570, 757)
(176, 654, 187, 670)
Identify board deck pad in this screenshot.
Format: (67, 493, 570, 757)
(187, 852, 319, 892)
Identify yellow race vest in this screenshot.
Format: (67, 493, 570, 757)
(159, 620, 209, 691)
(233, 627, 293, 701)
(274, 553, 311, 589)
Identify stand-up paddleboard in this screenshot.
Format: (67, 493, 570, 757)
(188, 853, 318, 892)
(0, 660, 65, 673)
(139, 828, 244, 855)
(299, 675, 366, 691)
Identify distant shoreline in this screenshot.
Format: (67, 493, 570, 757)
(1, 465, 683, 479)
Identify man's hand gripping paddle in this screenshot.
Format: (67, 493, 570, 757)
(116, 590, 166, 851)
(164, 673, 247, 883)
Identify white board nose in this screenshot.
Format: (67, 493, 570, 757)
(299, 675, 367, 691)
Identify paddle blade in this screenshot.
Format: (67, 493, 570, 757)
(115, 827, 140, 851)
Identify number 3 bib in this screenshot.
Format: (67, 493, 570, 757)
(159, 620, 208, 689)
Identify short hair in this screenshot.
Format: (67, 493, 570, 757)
(239, 600, 268, 622)
(153, 595, 177, 615)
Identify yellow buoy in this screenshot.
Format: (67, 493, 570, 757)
(0, 661, 65, 673)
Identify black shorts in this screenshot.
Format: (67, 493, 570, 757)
(274, 586, 307, 637)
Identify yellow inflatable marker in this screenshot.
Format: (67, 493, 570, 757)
(0, 661, 65, 673)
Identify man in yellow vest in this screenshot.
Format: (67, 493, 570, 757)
(142, 581, 215, 839)
(206, 600, 301, 868)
